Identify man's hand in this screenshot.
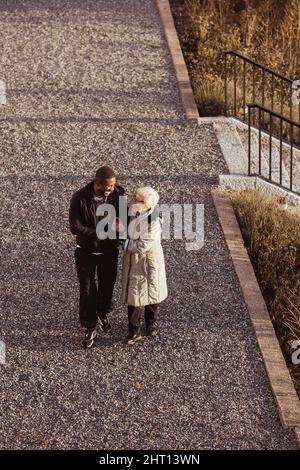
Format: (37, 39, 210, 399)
(115, 219, 125, 233)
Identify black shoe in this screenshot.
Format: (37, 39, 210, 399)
(123, 333, 143, 346)
(145, 325, 158, 338)
(82, 328, 97, 349)
(97, 317, 112, 335)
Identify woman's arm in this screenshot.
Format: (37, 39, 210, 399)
(124, 219, 161, 255)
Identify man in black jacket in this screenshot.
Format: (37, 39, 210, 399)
(69, 166, 125, 349)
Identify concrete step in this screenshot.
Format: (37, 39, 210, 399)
(212, 119, 276, 178)
(207, 116, 300, 194)
(235, 122, 300, 193)
(212, 120, 249, 175)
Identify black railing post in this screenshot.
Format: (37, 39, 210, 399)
(269, 113, 273, 180)
(290, 123, 294, 190)
(224, 52, 228, 116)
(243, 60, 246, 122)
(298, 99, 300, 146)
(281, 79, 284, 115)
(252, 64, 255, 104)
(262, 69, 265, 132)
(271, 75, 275, 111)
(290, 82, 293, 121)
(234, 55, 237, 117)
(248, 105, 251, 175)
(258, 107, 262, 175)
(262, 69, 265, 107)
(280, 118, 283, 186)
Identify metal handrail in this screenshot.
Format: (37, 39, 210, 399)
(224, 50, 293, 84)
(247, 103, 300, 193)
(248, 103, 300, 126)
(224, 50, 299, 123)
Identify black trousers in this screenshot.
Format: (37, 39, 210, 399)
(75, 247, 118, 330)
(127, 304, 158, 335)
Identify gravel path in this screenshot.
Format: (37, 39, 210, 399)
(0, 0, 297, 449)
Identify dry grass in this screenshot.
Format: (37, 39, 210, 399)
(172, 0, 300, 117)
(229, 189, 300, 394)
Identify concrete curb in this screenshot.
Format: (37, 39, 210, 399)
(156, 0, 199, 121)
(211, 189, 300, 448)
(218, 174, 300, 206)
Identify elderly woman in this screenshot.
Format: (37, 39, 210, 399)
(122, 187, 168, 345)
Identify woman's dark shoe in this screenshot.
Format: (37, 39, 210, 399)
(97, 317, 112, 335)
(123, 333, 143, 346)
(82, 328, 97, 349)
(145, 325, 158, 337)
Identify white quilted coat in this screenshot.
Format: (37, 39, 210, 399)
(122, 207, 168, 307)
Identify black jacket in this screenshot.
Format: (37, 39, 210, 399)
(69, 181, 125, 253)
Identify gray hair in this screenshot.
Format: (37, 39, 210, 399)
(136, 187, 160, 209)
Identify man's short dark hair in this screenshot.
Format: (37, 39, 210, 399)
(95, 166, 116, 183)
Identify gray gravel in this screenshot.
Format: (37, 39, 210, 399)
(0, 0, 297, 449)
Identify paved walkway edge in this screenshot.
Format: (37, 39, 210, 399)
(211, 190, 300, 447)
(156, 0, 199, 121)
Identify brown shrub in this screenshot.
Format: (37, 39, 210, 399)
(230, 189, 300, 353)
(173, 0, 300, 116)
